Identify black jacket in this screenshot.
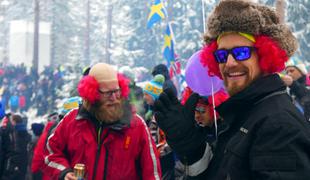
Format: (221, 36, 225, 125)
(0, 123, 31, 180)
(192, 74, 310, 180)
(289, 75, 310, 121)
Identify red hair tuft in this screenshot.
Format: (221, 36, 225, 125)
(200, 41, 221, 78)
(118, 73, 130, 99)
(254, 35, 288, 73)
(77, 76, 100, 104)
(181, 86, 193, 105)
(207, 90, 229, 120)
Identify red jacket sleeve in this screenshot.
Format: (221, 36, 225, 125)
(31, 121, 55, 173)
(136, 115, 162, 180)
(43, 112, 76, 179)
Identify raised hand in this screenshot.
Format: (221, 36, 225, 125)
(154, 88, 206, 156)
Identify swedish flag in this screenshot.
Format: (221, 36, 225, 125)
(147, 0, 166, 29)
(163, 25, 175, 66)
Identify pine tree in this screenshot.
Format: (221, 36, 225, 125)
(287, 0, 310, 62)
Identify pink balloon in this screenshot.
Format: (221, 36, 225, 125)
(185, 51, 224, 96)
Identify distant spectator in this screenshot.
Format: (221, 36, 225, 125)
(152, 64, 178, 96)
(143, 74, 175, 180)
(31, 97, 81, 180)
(0, 114, 31, 180)
(9, 93, 19, 112)
(282, 59, 310, 121)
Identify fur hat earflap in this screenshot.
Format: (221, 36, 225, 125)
(204, 0, 298, 57)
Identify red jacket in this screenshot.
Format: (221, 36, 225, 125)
(31, 120, 56, 180)
(44, 107, 161, 180)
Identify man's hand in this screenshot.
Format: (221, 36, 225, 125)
(64, 172, 77, 180)
(154, 88, 206, 156)
(281, 75, 293, 86)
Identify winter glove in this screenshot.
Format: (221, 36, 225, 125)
(154, 88, 207, 158)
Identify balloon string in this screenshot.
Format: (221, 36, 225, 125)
(211, 78, 218, 139)
(202, 0, 206, 33)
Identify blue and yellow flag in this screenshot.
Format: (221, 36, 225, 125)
(163, 25, 175, 66)
(147, 0, 166, 29)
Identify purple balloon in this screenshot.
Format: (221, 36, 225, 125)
(185, 51, 224, 96)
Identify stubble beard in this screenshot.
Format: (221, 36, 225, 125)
(224, 73, 262, 96)
(224, 74, 250, 96)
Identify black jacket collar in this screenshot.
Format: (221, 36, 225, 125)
(297, 75, 306, 85)
(216, 74, 287, 125)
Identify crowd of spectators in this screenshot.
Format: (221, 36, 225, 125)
(0, 63, 67, 116)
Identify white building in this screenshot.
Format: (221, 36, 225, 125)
(9, 20, 51, 72)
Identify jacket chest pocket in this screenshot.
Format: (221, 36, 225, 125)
(225, 128, 252, 156)
(107, 135, 138, 179)
(222, 131, 251, 180)
(67, 132, 89, 162)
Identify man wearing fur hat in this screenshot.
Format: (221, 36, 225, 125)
(44, 63, 161, 180)
(282, 59, 310, 121)
(154, 0, 310, 179)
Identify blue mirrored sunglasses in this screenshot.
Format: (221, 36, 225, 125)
(213, 46, 256, 63)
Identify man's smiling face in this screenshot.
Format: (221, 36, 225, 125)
(217, 33, 262, 96)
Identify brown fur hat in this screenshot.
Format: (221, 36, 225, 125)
(204, 0, 298, 57)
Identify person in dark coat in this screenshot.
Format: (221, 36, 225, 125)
(1, 114, 31, 180)
(0, 113, 13, 178)
(143, 74, 175, 180)
(0, 102, 5, 120)
(152, 64, 178, 97)
(153, 0, 310, 179)
(282, 60, 310, 121)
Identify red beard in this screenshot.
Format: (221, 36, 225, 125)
(88, 100, 124, 124)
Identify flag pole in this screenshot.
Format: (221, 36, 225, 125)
(202, 0, 217, 137)
(162, 1, 176, 45)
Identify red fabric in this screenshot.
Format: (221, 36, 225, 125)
(169, 61, 181, 78)
(181, 87, 229, 121)
(181, 87, 193, 105)
(0, 116, 9, 127)
(0, 68, 4, 76)
(118, 73, 130, 99)
(200, 35, 289, 79)
(200, 41, 220, 78)
(19, 95, 26, 108)
(207, 90, 229, 120)
(306, 74, 310, 86)
(31, 121, 56, 180)
(44, 109, 161, 180)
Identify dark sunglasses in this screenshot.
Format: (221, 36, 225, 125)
(213, 46, 256, 63)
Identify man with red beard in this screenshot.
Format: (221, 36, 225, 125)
(154, 0, 310, 179)
(44, 63, 161, 180)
